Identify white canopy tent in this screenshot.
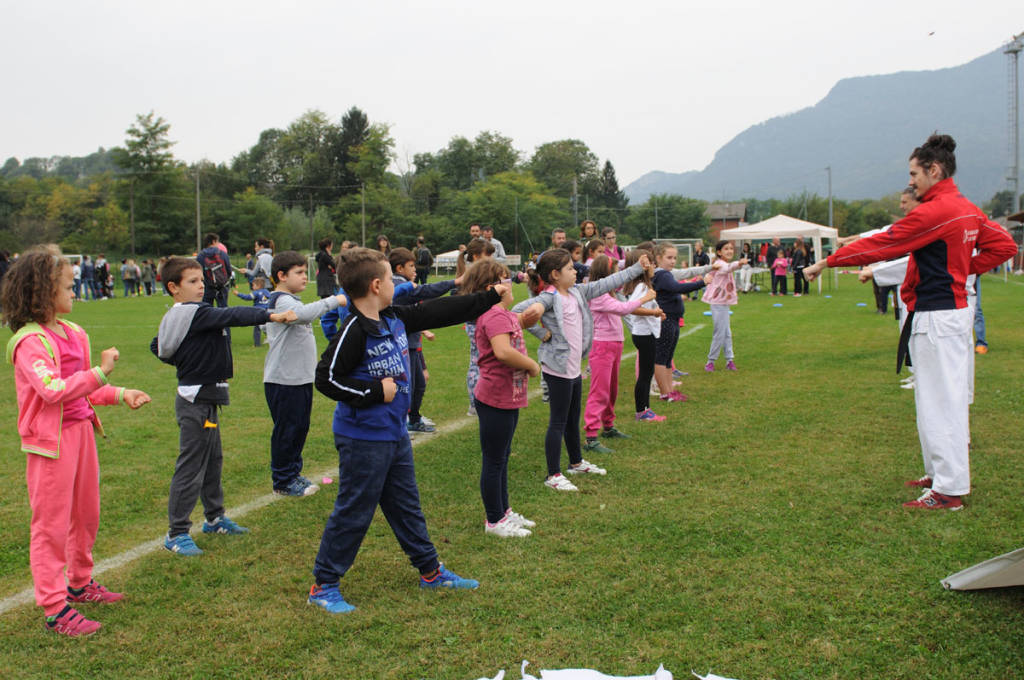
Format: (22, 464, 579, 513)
(720, 214, 839, 293)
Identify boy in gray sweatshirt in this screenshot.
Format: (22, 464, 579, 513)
(264, 251, 347, 496)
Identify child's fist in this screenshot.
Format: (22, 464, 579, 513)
(703, 273, 714, 285)
(527, 360, 541, 378)
(124, 389, 151, 409)
(380, 377, 397, 403)
(422, 330, 436, 341)
(100, 348, 119, 375)
(519, 302, 545, 328)
(642, 289, 657, 303)
(335, 293, 348, 306)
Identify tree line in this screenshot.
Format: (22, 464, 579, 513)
(5, 108, 1011, 259)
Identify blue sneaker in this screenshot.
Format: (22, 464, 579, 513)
(274, 477, 319, 497)
(201, 516, 249, 535)
(419, 564, 479, 590)
(672, 368, 689, 378)
(308, 584, 355, 614)
(164, 533, 203, 556)
(407, 419, 436, 433)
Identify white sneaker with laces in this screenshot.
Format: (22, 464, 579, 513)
(506, 509, 536, 528)
(566, 459, 607, 476)
(544, 473, 578, 491)
(421, 416, 436, 427)
(485, 517, 531, 538)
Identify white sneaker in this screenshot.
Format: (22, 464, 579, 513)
(467, 406, 477, 417)
(506, 509, 536, 528)
(420, 416, 436, 427)
(900, 376, 915, 390)
(485, 517, 531, 537)
(566, 459, 606, 476)
(544, 473, 578, 491)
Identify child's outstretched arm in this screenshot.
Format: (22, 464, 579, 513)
(511, 294, 553, 341)
(315, 316, 392, 406)
(394, 287, 503, 334)
(589, 287, 655, 316)
(669, 264, 713, 279)
(576, 259, 647, 301)
(396, 279, 456, 304)
(273, 293, 345, 324)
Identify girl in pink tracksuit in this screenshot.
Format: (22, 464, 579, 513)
(582, 255, 658, 452)
(2, 248, 150, 637)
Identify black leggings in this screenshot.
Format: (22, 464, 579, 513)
(543, 373, 582, 476)
(476, 401, 518, 523)
(631, 334, 656, 413)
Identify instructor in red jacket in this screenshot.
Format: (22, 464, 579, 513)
(804, 134, 1017, 510)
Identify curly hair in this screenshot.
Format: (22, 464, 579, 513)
(910, 133, 957, 179)
(0, 245, 69, 332)
(456, 238, 495, 276)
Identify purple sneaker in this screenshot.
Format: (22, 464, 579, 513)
(726, 360, 737, 371)
(704, 361, 715, 372)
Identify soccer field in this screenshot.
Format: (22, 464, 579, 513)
(1, 276, 1022, 679)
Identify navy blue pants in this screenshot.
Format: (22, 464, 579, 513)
(543, 373, 583, 476)
(313, 434, 439, 585)
(264, 383, 312, 489)
(476, 401, 518, 523)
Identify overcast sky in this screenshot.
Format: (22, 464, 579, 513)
(2, 0, 1020, 186)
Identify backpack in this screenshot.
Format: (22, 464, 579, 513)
(197, 248, 231, 291)
(416, 247, 433, 267)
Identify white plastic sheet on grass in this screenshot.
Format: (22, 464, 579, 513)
(941, 547, 1024, 590)
(475, 660, 675, 680)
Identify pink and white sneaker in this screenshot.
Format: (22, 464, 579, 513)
(659, 391, 688, 403)
(635, 408, 666, 422)
(725, 360, 737, 371)
(67, 580, 123, 604)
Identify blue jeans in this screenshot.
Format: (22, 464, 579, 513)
(313, 434, 438, 584)
(973, 278, 986, 347)
(264, 383, 312, 489)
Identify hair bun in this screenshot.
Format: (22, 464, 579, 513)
(925, 133, 956, 153)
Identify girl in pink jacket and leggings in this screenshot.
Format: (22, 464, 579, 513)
(3, 247, 150, 637)
(582, 255, 659, 453)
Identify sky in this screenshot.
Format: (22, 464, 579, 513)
(2, 0, 1021, 187)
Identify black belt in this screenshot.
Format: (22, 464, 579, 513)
(896, 310, 914, 374)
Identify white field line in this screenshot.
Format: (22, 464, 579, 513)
(0, 325, 705, 615)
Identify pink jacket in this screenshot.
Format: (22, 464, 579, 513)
(6, 320, 124, 458)
(701, 260, 741, 305)
(588, 293, 646, 342)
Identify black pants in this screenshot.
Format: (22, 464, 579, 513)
(631, 334, 656, 413)
(772, 273, 787, 295)
(793, 268, 807, 295)
(264, 383, 312, 489)
(415, 267, 430, 285)
(408, 348, 427, 423)
(543, 373, 582, 476)
(873, 281, 896, 314)
(476, 401, 519, 523)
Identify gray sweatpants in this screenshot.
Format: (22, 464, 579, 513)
(707, 304, 734, 362)
(168, 396, 225, 537)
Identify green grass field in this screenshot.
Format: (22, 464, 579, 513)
(1, 275, 1022, 679)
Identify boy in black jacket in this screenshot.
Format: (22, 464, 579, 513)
(307, 247, 513, 614)
(151, 257, 295, 556)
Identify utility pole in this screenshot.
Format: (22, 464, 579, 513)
(572, 177, 578, 229)
(360, 183, 366, 246)
(825, 166, 833, 227)
(309, 195, 315, 253)
(1005, 33, 1023, 213)
(129, 179, 136, 256)
(194, 168, 201, 254)
(514, 197, 519, 256)
(654, 196, 659, 240)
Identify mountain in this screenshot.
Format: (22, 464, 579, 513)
(625, 48, 1011, 204)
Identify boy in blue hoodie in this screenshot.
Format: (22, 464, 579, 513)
(307, 247, 507, 614)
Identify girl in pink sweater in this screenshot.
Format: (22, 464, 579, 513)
(702, 240, 748, 371)
(583, 255, 658, 453)
(3, 247, 150, 637)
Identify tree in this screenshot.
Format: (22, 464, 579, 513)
(984, 190, 1015, 218)
(624, 194, 709, 241)
(527, 139, 600, 197)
